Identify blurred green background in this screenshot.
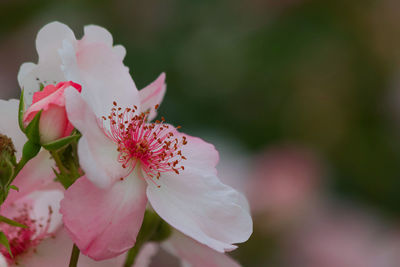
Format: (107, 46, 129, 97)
(2, 0, 400, 266)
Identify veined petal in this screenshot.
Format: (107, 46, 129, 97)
(69, 42, 139, 118)
(0, 99, 26, 159)
(65, 88, 125, 187)
(139, 73, 166, 121)
(147, 167, 253, 253)
(162, 231, 240, 267)
(60, 175, 147, 260)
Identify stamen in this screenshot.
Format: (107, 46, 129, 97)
(102, 102, 187, 184)
(0, 204, 52, 263)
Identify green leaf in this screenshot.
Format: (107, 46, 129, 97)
(18, 90, 25, 132)
(9, 185, 18, 192)
(0, 231, 12, 257)
(42, 134, 81, 151)
(25, 110, 42, 144)
(0, 215, 26, 228)
(39, 83, 45, 91)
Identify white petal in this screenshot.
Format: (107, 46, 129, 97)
(71, 41, 139, 118)
(17, 22, 76, 105)
(83, 25, 113, 47)
(113, 45, 127, 62)
(36, 21, 76, 64)
(28, 189, 64, 234)
(78, 136, 123, 188)
(179, 134, 219, 175)
(65, 89, 125, 187)
(59, 40, 82, 85)
(162, 231, 240, 267)
(0, 99, 26, 159)
(0, 254, 7, 267)
(17, 62, 66, 106)
(147, 167, 253, 253)
(17, 62, 36, 100)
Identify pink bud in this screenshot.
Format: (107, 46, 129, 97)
(24, 81, 82, 144)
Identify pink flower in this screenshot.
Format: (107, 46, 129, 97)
(17, 21, 128, 142)
(281, 204, 395, 267)
(59, 57, 252, 259)
(23, 81, 82, 143)
(0, 99, 134, 267)
(0, 99, 63, 265)
(247, 145, 322, 229)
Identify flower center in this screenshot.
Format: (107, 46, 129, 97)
(0, 204, 52, 264)
(102, 102, 187, 185)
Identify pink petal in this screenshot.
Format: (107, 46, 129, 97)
(15, 229, 127, 267)
(162, 231, 240, 267)
(0, 99, 27, 159)
(133, 243, 159, 267)
(60, 176, 147, 260)
(4, 151, 55, 204)
(65, 88, 125, 187)
(146, 166, 252, 253)
(139, 73, 166, 121)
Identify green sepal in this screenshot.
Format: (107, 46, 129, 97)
(42, 134, 81, 151)
(18, 90, 26, 132)
(22, 140, 41, 162)
(9, 185, 19, 192)
(52, 168, 73, 189)
(25, 110, 42, 144)
(0, 231, 12, 257)
(0, 215, 27, 228)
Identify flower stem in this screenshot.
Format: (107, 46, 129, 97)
(123, 211, 162, 267)
(124, 244, 141, 267)
(50, 151, 68, 175)
(69, 244, 80, 267)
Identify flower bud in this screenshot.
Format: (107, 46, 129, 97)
(23, 81, 82, 144)
(0, 134, 16, 187)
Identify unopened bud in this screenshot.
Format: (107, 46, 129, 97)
(0, 134, 16, 188)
